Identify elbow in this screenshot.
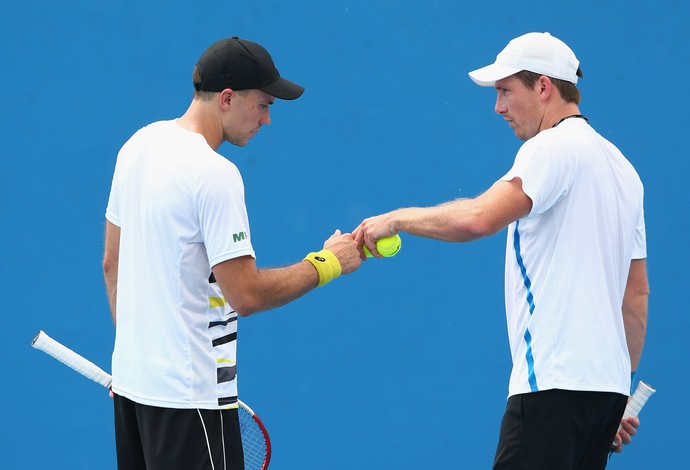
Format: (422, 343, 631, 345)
(449, 217, 497, 242)
(216, 280, 264, 317)
(626, 281, 650, 306)
(103, 254, 118, 278)
(470, 220, 501, 239)
(230, 295, 263, 318)
(639, 284, 651, 299)
(235, 307, 255, 318)
(446, 199, 506, 241)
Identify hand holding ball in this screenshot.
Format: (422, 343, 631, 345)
(363, 234, 402, 258)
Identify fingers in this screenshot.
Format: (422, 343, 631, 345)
(352, 228, 369, 260)
(323, 229, 362, 274)
(626, 416, 641, 430)
(339, 222, 380, 259)
(619, 418, 638, 444)
(611, 417, 640, 453)
(355, 217, 388, 258)
(336, 239, 363, 274)
(325, 212, 397, 264)
(352, 225, 363, 242)
(327, 228, 343, 241)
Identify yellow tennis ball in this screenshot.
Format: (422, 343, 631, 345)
(363, 234, 402, 258)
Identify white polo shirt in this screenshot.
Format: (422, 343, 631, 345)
(499, 117, 646, 398)
(106, 120, 255, 409)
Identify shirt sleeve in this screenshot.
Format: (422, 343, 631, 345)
(632, 204, 647, 259)
(105, 156, 121, 227)
(499, 137, 577, 218)
(197, 161, 255, 267)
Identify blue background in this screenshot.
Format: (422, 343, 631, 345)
(2, 1, 688, 468)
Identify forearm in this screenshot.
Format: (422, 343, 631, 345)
(391, 202, 492, 242)
(213, 257, 320, 317)
(623, 259, 649, 371)
(103, 220, 121, 326)
(623, 293, 648, 371)
(244, 262, 320, 314)
(104, 270, 118, 325)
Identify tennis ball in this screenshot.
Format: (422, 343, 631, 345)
(363, 234, 402, 258)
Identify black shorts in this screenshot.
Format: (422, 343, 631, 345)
(493, 389, 627, 470)
(114, 394, 244, 470)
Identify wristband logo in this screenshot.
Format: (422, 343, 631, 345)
(304, 250, 340, 288)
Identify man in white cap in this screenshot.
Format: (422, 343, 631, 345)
(355, 32, 649, 469)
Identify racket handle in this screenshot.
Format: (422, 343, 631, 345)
(622, 381, 655, 419)
(616, 380, 655, 438)
(31, 330, 112, 389)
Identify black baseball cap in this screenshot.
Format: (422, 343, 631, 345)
(193, 37, 304, 100)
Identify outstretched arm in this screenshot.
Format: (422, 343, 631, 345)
(355, 178, 532, 256)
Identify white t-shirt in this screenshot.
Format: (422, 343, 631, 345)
(499, 117, 646, 398)
(106, 120, 255, 409)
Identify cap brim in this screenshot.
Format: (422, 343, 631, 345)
(468, 63, 521, 87)
(261, 77, 305, 100)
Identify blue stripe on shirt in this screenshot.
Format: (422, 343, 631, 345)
(513, 221, 539, 392)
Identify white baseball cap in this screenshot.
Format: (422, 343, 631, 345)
(468, 32, 579, 87)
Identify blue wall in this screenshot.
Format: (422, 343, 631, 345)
(2, 1, 688, 468)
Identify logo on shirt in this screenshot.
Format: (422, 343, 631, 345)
(233, 231, 247, 243)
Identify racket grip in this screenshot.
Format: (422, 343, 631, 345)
(615, 380, 655, 441)
(622, 381, 655, 419)
(31, 330, 112, 389)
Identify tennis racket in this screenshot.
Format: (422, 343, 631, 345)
(31, 330, 272, 470)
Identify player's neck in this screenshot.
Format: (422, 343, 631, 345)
(177, 102, 223, 150)
(542, 104, 583, 131)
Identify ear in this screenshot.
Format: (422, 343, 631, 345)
(537, 76, 554, 102)
(219, 89, 235, 110)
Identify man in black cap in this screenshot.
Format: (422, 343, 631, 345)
(103, 37, 361, 469)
